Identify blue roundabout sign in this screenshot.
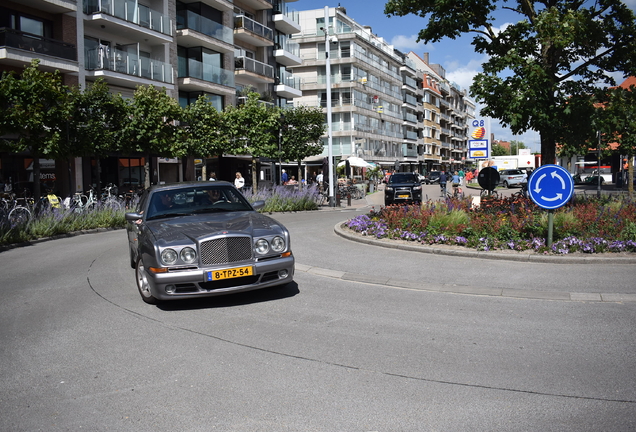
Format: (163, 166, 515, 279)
(528, 164, 574, 209)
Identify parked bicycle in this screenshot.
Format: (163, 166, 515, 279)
(479, 188, 499, 199)
(1, 193, 32, 226)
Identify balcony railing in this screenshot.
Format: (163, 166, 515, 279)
(179, 58, 234, 87)
(86, 47, 173, 84)
(276, 39, 300, 57)
(234, 15, 273, 41)
(177, 11, 233, 44)
(0, 28, 76, 61)
(234, 56, 274, 79)
(277, 69, 301, 90)
(84, 0, 172, 36)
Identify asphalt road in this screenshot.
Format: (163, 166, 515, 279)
(1, 203, 635, 431)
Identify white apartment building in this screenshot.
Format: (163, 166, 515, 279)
(0, 0, 303, 195)
(289, 6, 474, 174)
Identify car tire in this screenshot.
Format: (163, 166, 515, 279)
(135, 257, 159, 304)
(503, 181, 510, 188)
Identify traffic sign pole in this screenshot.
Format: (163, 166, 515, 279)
(548, 210, 554, 247)
(527, 164, 575, 248)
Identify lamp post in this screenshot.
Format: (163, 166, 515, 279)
(279, 113, 285, 185)
(324, 6, 335, 207)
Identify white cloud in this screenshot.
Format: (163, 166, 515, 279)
(445, 57, 485, 92)
(390, 34, 434, 52)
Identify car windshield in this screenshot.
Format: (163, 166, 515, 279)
(390, 174, 417, 183)
(507, 170, 524, 175)
(146, 185, 252, 220)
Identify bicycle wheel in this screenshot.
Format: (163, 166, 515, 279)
(8, 206, 31, 225)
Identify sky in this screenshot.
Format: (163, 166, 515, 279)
(319, 0, 636, 153)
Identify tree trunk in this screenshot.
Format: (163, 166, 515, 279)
(297, 160, 302, 187)
(629, 155, 634, 199)
(32, 155, 41, 199)
(540, 134, 557, 166)
(251, 156, 258, 191)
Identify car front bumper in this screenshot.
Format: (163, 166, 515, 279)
(145, 254, 295, 300)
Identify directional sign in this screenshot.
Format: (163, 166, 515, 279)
(528, 164, 574, 209)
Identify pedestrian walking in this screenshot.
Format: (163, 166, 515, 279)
(234, 172, 244, 189)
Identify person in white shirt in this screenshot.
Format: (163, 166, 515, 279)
(234, 172, 245, 189)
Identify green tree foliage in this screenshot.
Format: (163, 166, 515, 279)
(224, 92, 279, 188)
(594, 85, 636, 195)
(181, 95, 228, 159)
(67, 79, 128, 158)
(0, 59, 72, 198)
(279, 105, 326, 181)
(124, 86, 184, 187)
(385, 0, 636, 166)
(491, 142, 508, 156)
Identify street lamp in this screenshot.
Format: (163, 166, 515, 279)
(279, 113, 285, 185)
(323, 6, 336, 207)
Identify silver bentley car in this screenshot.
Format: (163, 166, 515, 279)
(125, 181, 294, 304)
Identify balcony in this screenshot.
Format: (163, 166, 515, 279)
(21, 0, 77, 13)
(234, 56, 274, 85)
(0, 29, 78, 73)
(275, 70, 301, 99)
(176, 11, 233, 53)
(402, 144, 418, 157)
(85, 46, 173, 87)
(84, 0, 172, 39)
(273, 40, 300, 66)
(236, 0, 272, 10)
(273, 8, 300, 35)
(179, 58, 234, 88)
(234, 15, 274, 47)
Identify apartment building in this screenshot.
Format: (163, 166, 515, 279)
(289, 6, 474, 175)
(0, 0, 302, 196)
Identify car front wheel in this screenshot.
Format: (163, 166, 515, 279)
(503, 181, 510, 188)
(136, 257, 159, 304)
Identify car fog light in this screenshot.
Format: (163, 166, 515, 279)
(165, 285, 176, 294)
(279, 269, 288, 278)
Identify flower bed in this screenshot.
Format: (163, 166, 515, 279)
(344, 195, 636, 255)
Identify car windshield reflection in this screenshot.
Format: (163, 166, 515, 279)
(146, 186, 252, 220)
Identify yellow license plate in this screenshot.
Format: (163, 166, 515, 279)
(207, 266, 253, 281)
(398, 194, 410, 198)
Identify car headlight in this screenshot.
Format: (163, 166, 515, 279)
(271, 236, 285, 253)
(413, 185, 422, 191)
(180, 247, 197, 264)
(386, 187, 393, 191)
(255, 239, 269, 254)
(161, 248, 178, 265)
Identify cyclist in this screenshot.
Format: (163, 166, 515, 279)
(451, 171, 461, 197)
(439, 171, 447, 197)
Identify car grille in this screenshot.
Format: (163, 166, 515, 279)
(200, 237, 252, 265)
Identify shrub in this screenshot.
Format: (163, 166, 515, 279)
(345, 195, 636, 255)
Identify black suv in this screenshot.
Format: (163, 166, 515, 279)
(423, 171, 441, 184)
(384, 173, 422, 205)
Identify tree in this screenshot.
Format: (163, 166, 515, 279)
(279, 105, 326, 183)
(67, 79, 129, 193)
(224, 92, 279, 189)
(594, 84, 636, 196)
(0, 60, 72, 199)
(181, 95, 229, 163)
(385, 0, 636, 166)
(123, 85, 184, 188)
(509, 140, 527, 155)
(491, 142, 508, 156)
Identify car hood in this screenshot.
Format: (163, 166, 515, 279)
(145, 211, 285, 245)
